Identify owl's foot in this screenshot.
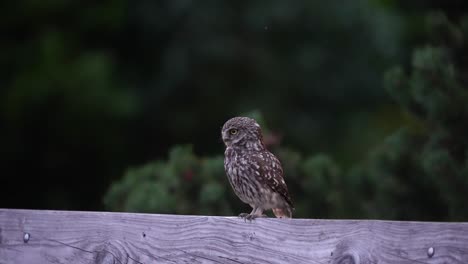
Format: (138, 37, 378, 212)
(238, 213, 250, 218)
(239, 213, 267, 221)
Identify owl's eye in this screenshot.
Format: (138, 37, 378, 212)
(229, 129, 238, 135)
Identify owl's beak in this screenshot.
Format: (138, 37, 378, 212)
(221, 131, 231, 146)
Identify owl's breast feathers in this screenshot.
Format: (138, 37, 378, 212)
(224, 147, 243, 198)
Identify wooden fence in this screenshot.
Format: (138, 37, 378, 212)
(1, 209, 468, 264)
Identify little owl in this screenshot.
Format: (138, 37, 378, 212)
(222, 117, 294, 220)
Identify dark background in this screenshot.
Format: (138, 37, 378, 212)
(2, 0, 468, 220)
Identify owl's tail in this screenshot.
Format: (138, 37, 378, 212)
(272, 207, 293, 218)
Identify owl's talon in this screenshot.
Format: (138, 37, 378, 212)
(239, 213, 250, 222)
(238, 213, 249, 218)
(238, 213, 257, 221)
(242, 214, 267, 221)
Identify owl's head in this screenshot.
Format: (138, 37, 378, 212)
(221, 117, 264, 149)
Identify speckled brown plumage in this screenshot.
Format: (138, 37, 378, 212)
(221, 117, 294, 220)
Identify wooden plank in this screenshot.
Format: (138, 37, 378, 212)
(0, 209, 468, 264)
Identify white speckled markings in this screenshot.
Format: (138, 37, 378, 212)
(0, 209, 468, 264)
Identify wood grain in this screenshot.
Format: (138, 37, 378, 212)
(0, 209, 468, 264)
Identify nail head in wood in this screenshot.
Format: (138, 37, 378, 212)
(427, 247, 435, 258)
(23, 232, 30, 243)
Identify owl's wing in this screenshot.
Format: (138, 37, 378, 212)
(252, 152, 294, 209)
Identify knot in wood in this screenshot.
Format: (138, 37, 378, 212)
(94, 241, 128, 264)
(332, 238, 376, 264)
(95, 250, 116, 264)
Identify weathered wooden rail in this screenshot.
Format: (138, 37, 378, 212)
(1, 209, 468, 264)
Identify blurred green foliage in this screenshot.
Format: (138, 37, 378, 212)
(2, 0, 468, 221)
(104, 145, 233, 215)
(363, 13, 468, 220)
(106, 13, 468, 221)
(2, 0, 404, 210)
